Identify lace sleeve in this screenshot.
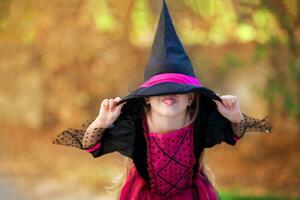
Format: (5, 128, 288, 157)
(230, 113, 273, 140)
(51, 113, 137, 158)
(51, 119, 106, 151)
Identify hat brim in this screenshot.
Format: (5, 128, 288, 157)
(116, 82, 221, 106)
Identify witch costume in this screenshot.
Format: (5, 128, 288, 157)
(51, 0, 272, 199)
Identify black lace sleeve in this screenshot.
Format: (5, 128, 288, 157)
(230, 113, 272, 140)
(51, 114, 136, 158)
(51, 119, 95, 150)
(205, 111, 273, 148)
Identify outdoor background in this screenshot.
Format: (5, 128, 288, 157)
(0, 0, 299, 199)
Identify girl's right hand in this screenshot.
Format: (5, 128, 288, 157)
(96, 97, 127, 128)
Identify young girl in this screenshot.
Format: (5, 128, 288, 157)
(51, 1, 272, 199)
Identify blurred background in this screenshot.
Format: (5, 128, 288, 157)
(0, 0, 299, 199)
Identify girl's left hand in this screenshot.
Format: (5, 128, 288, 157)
(212, 94, 244, 123)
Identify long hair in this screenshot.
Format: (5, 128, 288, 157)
(104, 92, 216, 195)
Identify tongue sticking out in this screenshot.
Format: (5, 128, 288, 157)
(163, 98, 176, 105)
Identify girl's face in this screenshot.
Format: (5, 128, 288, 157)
(144, 92, 195, 117)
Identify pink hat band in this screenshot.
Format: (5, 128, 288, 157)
(140, 73, 202, 88)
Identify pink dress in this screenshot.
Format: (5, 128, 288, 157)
(118, 116, 220, 200)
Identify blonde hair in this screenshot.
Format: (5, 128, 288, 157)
(105, 92, 216, 196)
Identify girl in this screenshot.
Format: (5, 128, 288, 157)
(51, 1, 272, 199)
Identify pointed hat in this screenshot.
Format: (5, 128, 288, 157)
(117, 0, 220, 106)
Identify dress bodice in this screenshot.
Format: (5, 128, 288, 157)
(142, 115, 196, 196)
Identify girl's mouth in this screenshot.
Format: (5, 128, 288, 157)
(162, 98, 177, 105)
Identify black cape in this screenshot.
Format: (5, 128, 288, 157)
(86, 97, 238, 183)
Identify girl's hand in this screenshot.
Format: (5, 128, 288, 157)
(96, 97, 127, 128)
(213, 94, 244, 123)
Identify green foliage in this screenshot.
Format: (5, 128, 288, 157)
(220, 190, 295, 200)
(235, 23, 256, 43)
(89, 0, 116, 32)
(183, 0, 219, 17)
(252, 44, 268, 63)
(130, 0, 153, 46)
(288, 60, 300, 84)
(252, 9, 280, 43)
(220, 52, 243, 75)
(220, 193, 291, 200)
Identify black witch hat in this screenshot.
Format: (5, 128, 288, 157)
(116, 0, 221, 108)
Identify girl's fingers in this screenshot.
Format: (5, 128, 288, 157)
(119, 101, 126, 107)
(231, 96, 236, 106)
(109, 99, 114, 111)
(102, 99, 109, 111)
(227, 96, 233, 107)
(218, 94, 237, 106)
(97, 97, 124, 114)
(215, 100, 222, 110)
(223, 95, 236, 107)
(113, 97, 124, 110)
(113, 97, 121, 106)
(230, 95, 237, 107)
(215, 93, 225, 106)
(114, 97, 121, 102)
(222, 95, 229, 107)
(115, 102, 126, 113)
